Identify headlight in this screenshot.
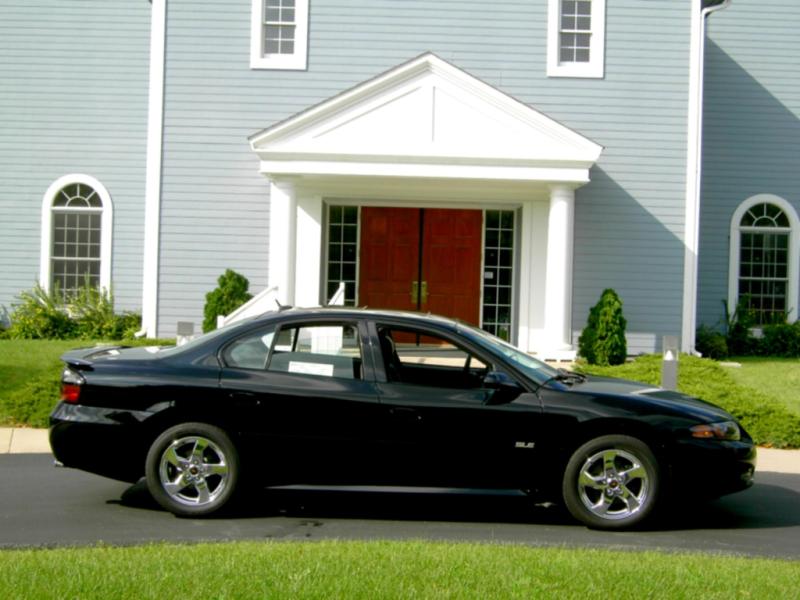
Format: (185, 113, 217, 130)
(690, 421, 741, 441)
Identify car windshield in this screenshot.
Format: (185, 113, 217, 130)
(457, 322, 560, 384)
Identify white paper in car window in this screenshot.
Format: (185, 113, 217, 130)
(288, 361, 334, 377)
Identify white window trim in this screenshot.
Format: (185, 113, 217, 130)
(250, 0, 309, 70)
(547, 0, 605, 79)
(728, 194, 800, 323)
(40, 174, 113, 294)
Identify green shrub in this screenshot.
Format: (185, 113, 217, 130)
(577, 354, 800, 448)
(5, 282, 142, 341)
(71, 283, 119, 339)
(203, 269, 253, 333)
(115, 312, 144, 340)
(760, 322, 800, 357)
(6, 283, 77, 339)
(578, 288, 627, 366)
(695, 325, 728, 359)
(70, 284, 142, 340)
(724, 296, 760, 355)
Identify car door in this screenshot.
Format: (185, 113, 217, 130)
(370, 321, 543, 489)
(218, 318, 384, 485)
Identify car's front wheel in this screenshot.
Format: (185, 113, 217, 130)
(562, 434, 660, 530)
(145, 423, 240, 517)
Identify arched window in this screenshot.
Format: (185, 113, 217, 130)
(729, 195, 800, 325)
(40, 175, 112, 298)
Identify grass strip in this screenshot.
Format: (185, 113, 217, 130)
(0, 540, 798, 599)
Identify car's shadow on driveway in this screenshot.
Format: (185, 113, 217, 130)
(114, 473, 800, 532)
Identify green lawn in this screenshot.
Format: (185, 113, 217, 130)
(1, 540, 798, 599)
(724, 357, 800, 417)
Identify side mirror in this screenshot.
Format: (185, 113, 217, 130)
(483, 371, 522, 404)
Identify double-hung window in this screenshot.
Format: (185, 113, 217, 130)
(547, 0, 606, 78)
(40, 174, 113, 299)
(729, 195, 800, 325)
(250, 0, 309, 70)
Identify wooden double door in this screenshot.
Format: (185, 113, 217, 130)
(359, 207, 483, 325)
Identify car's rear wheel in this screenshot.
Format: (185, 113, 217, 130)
(562, 434, 659, 530)
(145, 423, 239, 517)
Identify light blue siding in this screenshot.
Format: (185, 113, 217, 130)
(156, 0, 693, 351)
(698, 1, 800, 329)
(0, 1, 150, 317)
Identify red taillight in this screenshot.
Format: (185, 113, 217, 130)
(61, 384, 81, 404)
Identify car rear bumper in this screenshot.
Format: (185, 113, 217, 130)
(669, 438, 757, 497)
(50, 402, 151, 483)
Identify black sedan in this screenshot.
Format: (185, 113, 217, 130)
(50, 308, 756, 529)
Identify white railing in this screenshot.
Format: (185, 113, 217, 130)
(328, 281, 346, 306)
(217, 281, 346, 329)
(217, 284, 280, 328)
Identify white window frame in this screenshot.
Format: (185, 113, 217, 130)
(250, 0, 309, 70)
(728, 194, 800, 323)
(40, 174, 113, 294)
(547, 0, 606, 79)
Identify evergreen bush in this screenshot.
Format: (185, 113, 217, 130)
(203, 269, 253, 333)
(578, 288, 627, 366)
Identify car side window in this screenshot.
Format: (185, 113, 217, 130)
(377, 325, 490, 388)
(267, 323, 363, 380)
(222, 326, 277, 370)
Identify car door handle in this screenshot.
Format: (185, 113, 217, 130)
(228, 391, 261, 406)
(389, 407, 422, 421)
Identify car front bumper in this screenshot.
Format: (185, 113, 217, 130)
(669, 437, 757, 497)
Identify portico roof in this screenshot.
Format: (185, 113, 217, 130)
(249, 53, 603, 184)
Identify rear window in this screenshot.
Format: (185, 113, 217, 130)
(268, 323, 363, 380)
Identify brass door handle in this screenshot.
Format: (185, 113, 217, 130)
(410, 281, 429, 304)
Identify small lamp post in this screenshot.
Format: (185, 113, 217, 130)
(661, 335, 679, 390)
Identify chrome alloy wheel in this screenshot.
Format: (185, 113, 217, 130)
(576, 448, 650, 521)
(158, 436, 230, 508)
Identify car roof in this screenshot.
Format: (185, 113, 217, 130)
(249, 306, 463, 329)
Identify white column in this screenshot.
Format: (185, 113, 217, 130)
(517, 200, 535, 352)
(544, 185, 575, 351)
(268, 180, 297, 306)
(140, 0, 167, 337)
(295, 195, 323, 307)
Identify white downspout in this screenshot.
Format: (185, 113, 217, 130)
(682, 0, 731, 354)
(137, 0, 167, 338)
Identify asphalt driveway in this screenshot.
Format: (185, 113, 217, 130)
(2, 454, 799, 558)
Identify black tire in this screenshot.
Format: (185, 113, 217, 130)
(145, 422, 240, 517)
(562, 434, 660, 530)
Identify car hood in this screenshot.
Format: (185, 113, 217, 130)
(571, 375, 734, 422)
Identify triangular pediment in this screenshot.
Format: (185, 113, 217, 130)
(250, 53, 602, 177)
